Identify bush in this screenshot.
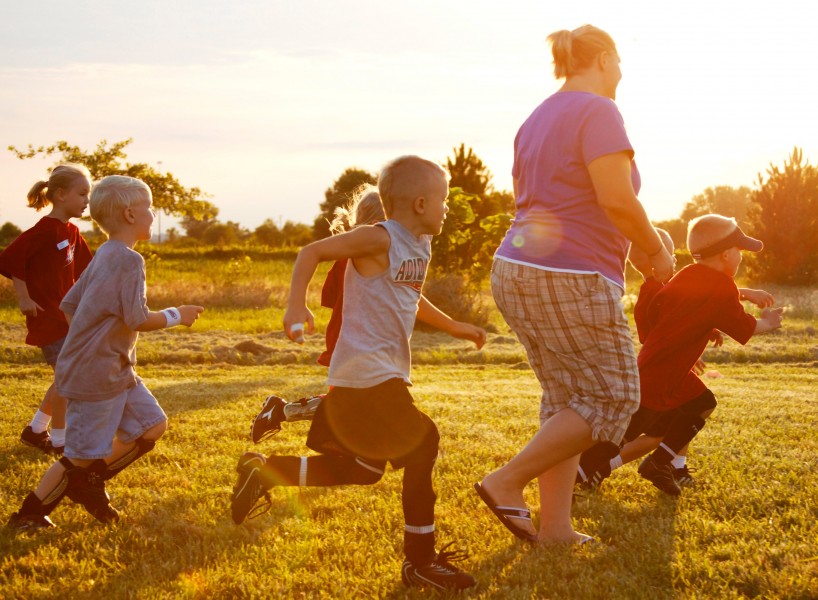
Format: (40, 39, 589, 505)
(419, 274, 492, 332)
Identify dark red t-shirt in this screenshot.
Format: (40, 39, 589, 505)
(633, 277, 663, 344)
(638, 264, 756, 411)
(317, 259, 347, 367)
(0, 217, 92, 346)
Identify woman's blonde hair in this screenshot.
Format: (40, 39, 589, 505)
(547, 25, 617, 80)
(26, 163, 91, 211)
(329, 184, 385, 234)
(90, 175, 152, 234)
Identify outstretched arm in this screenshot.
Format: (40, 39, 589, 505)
(739, 288, 775, 308)
(417, 295, 486, 349)
(753, 307, 784, 335)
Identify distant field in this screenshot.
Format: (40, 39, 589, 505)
(0, 250, 817, 598)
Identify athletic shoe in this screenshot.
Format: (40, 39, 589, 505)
(673, 465, 696, 486)
(638, 455, 681, 496)
(251, 396, 287, 443)
(231, 452, 271, 524)
(401, 542, 477, 591)
(6, 512, 55, 531)
(65, 462, 120, 523)
(20, 426, 54, 454)
(576, 441, 619, 490)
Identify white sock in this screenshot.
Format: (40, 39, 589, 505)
(50, 428, 66, 447)
(671, 455, 687, 469)
(29, 411, 51, 434)
(609, 455, 624, 471)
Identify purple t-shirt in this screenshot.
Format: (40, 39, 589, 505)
(495, 91, 640, 289)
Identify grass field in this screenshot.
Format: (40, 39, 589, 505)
(1, 254, 817, 598)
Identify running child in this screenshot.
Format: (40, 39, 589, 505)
(7, 175, 203, 530)
(0, 164, 94, 455)
(577, 215, 782, 495)
(231, 156, 484, 591)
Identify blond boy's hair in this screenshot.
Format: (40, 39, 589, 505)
(27, 163, 91, 211)
(377, 155, 449, 218)
(90, 175, 152, 235)
(547, 25, 617, 80)
(329, 184, 385, 234)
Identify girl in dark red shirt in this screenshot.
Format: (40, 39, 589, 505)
(0, 164, 93, 454)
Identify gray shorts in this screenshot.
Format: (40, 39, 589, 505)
(64, 379, 167, 460)
(491, 259, 640, 444)
(40, 337, 65, 367)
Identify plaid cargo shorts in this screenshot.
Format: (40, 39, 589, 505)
(491, 259, 639, 444)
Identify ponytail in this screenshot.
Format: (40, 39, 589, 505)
(547, 25, 617, 80)
(329, 184, 385, 234)
(27, 181, 51, 211)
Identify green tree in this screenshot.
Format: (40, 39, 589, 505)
(746, 147, 818, 284)
(680, 185, 753, 229)
(0, 222, 22, 247)
(313, 167, 376, 240)
(446, 143, 493, 196)
(8, 139, 218, 221)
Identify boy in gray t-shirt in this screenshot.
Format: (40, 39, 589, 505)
(8, 175, 203, 530)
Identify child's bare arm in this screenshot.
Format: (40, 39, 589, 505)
(284, 226, 389, 340)
(739, 288, 775, 308)
(753, 307, 784, 335)
(12, 276, 44, 316)
(417, 295, 487, 349)
(135, 306, 204, 331)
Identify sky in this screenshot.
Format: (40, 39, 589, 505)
(1, 0, 817, 234)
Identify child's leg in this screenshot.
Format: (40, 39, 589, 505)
(105, 420, 166, 480)
(619, 435, 662, 464)
(251, 394, 324, 443)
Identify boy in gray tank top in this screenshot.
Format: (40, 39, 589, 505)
(230, 155, 485, 592)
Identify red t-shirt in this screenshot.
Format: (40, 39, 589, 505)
(0, 217, 93, 346)
(638, 264, 756, 411)
(317, 259, 347, 367)
(633, 277, 663, 344)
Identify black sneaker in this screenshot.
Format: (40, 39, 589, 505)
(231, 452, 271, 524)
(65, 462, 120, 523)
(673, 465, 696, 486)
(251, 396, 287, 443)
(401, 542, 477, 591)
(638, 455, 681, 496)
(20, 426, 54, 454)
(576, 441, 619, 489)
(7, 512, 55, 531)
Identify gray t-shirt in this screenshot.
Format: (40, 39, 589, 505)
(55, 240, 150, 401)
(327, 219, 431, 388)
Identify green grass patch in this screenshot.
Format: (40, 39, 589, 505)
(1, 363, 817, 598)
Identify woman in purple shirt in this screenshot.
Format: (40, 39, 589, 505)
(474, 25, 674, 544)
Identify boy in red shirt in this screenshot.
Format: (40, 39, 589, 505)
(578, 216, 782, 495)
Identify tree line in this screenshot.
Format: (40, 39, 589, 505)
(3, 140, 817, 285)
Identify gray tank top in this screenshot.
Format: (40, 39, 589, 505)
(327, 219, 431, 388)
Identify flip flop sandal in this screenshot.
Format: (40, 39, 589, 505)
(473, 482, 538, 543)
